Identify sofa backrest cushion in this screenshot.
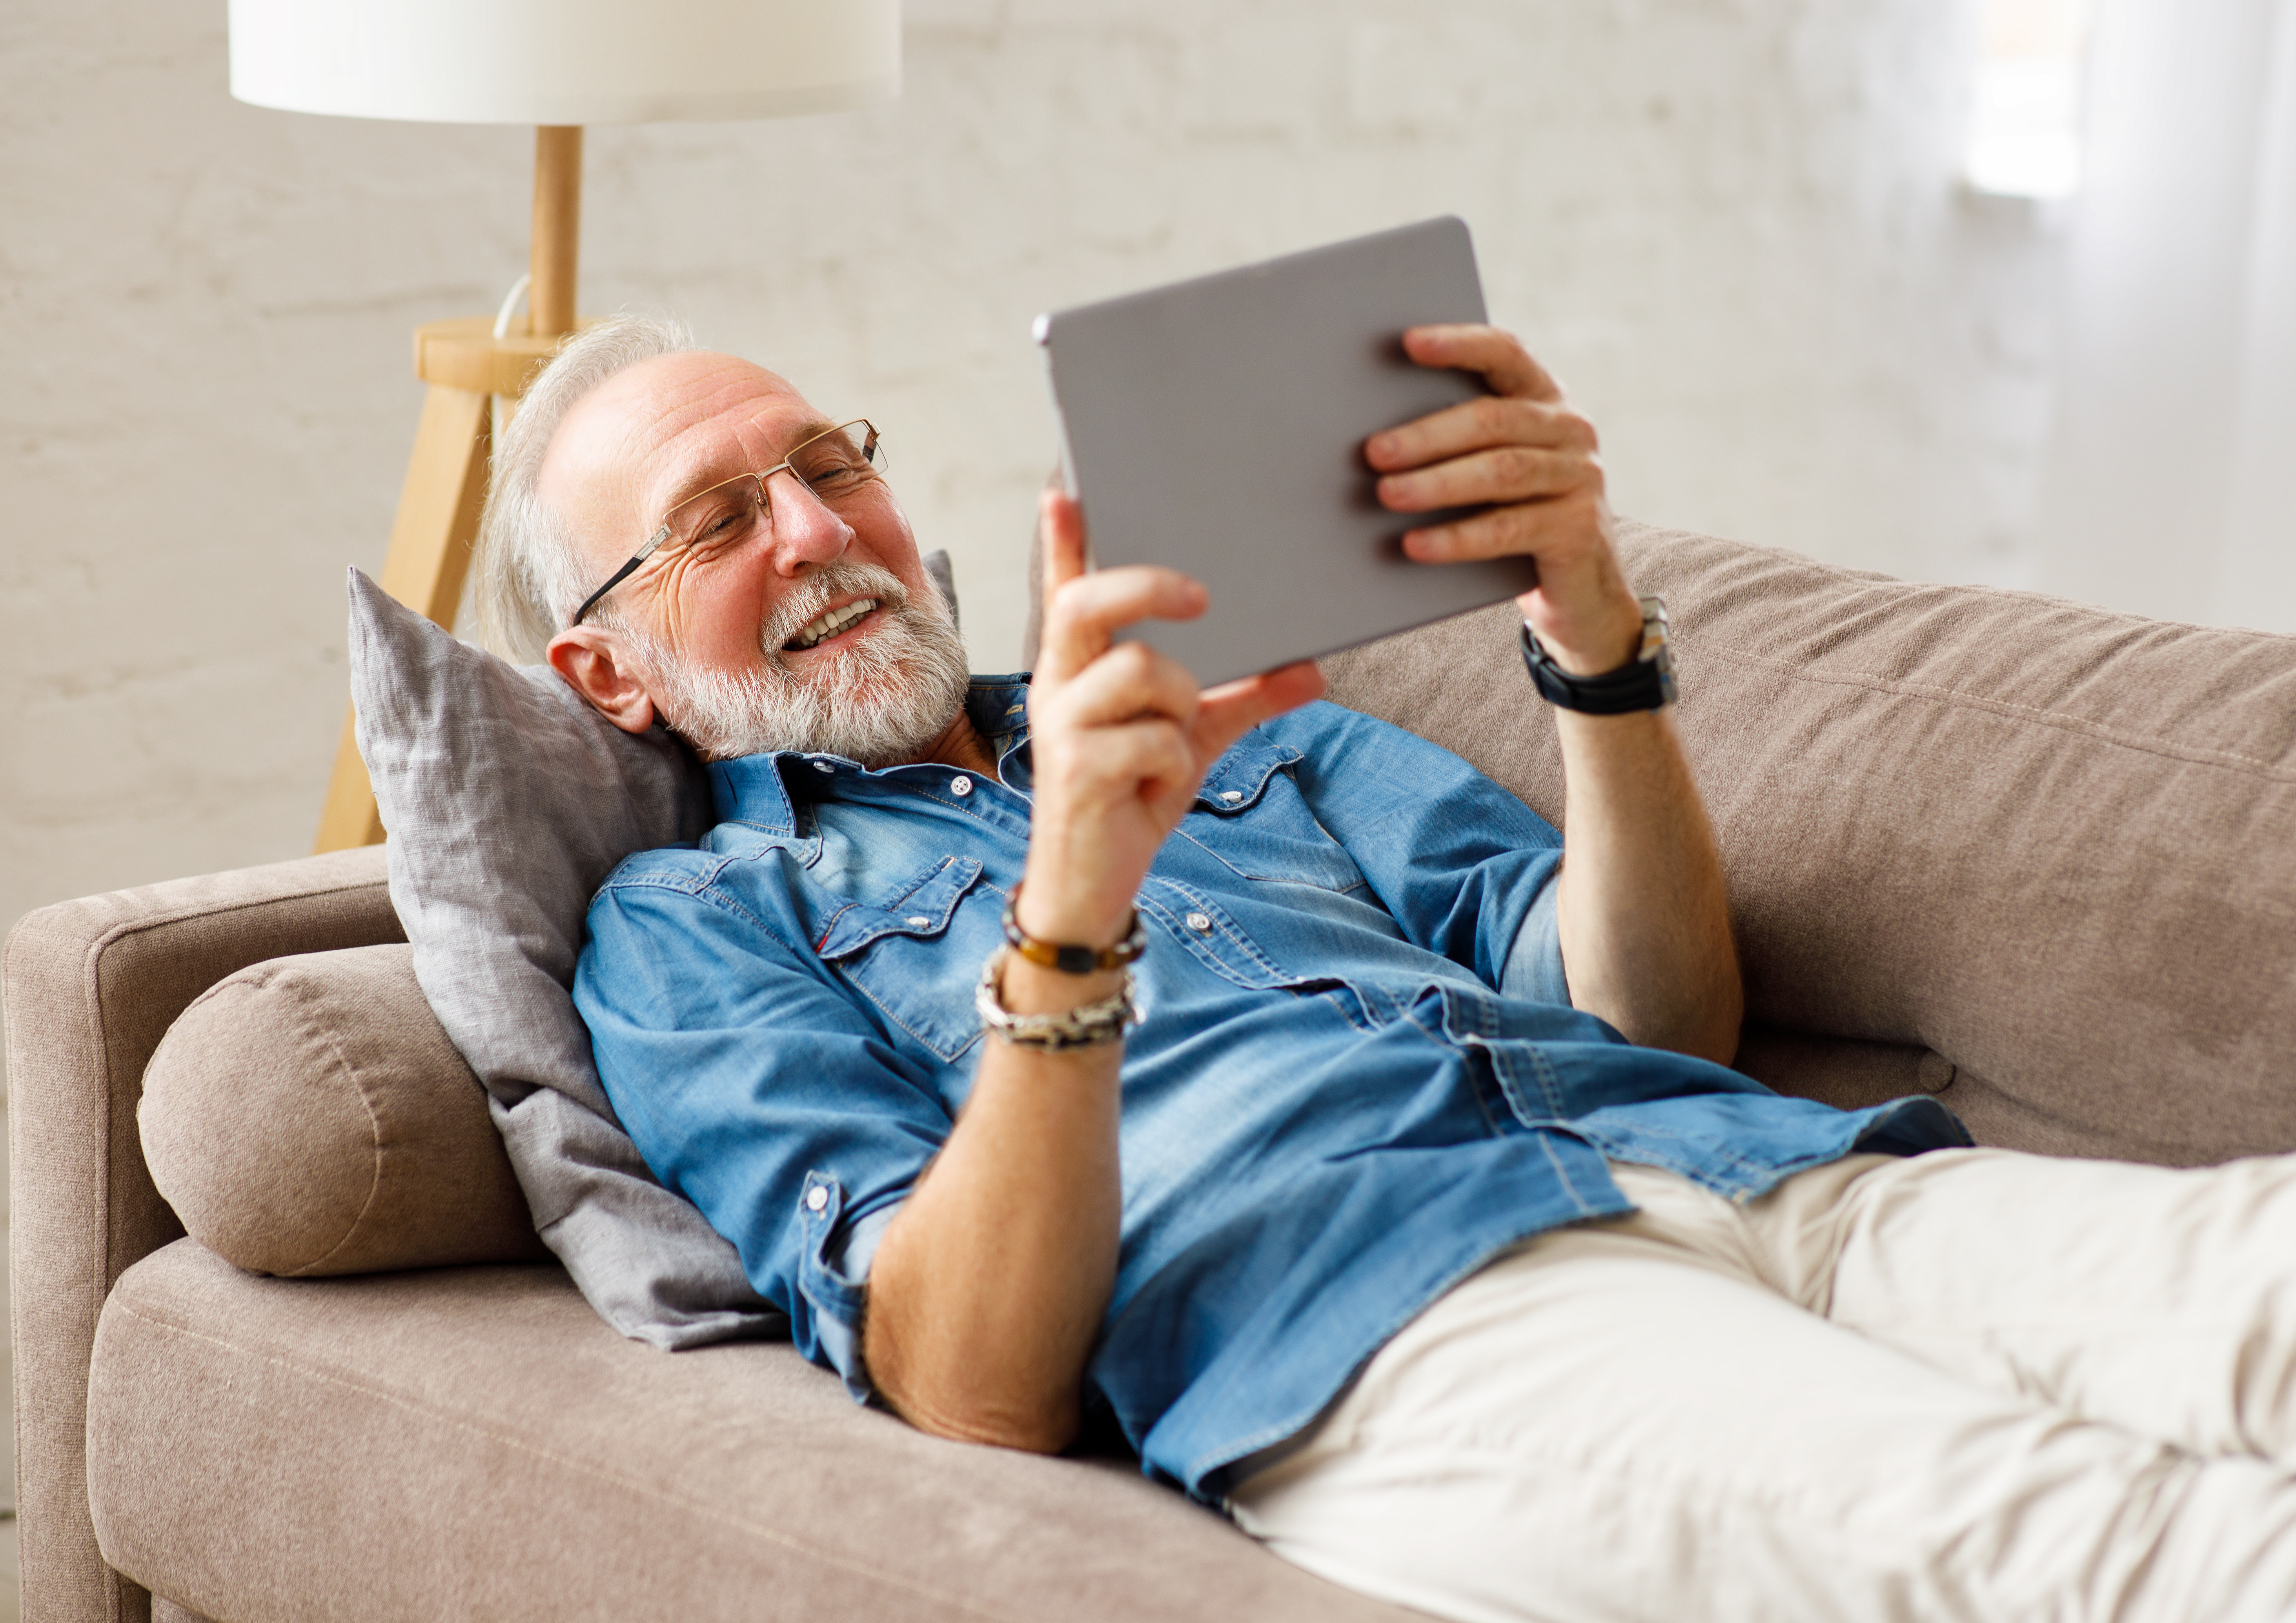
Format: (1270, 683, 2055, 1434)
(140, 943, 550, 1277)
(1321, 519, 2296, 1166)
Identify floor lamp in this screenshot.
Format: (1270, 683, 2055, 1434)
(225, 0, 901, 852)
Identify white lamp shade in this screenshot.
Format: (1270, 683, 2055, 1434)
(228, 0, 900, 126)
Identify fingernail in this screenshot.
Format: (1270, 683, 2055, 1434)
(1369, 433, 1396, 460)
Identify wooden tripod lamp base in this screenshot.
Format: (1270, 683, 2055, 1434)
(313, 127, 585, 853)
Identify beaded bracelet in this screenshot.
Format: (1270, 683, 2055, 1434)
(1001, 885, 1150, 975)
(974, 948, 1142, 1050)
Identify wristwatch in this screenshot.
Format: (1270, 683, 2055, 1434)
(1519, 597, 1677, 713)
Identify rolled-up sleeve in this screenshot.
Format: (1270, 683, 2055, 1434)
(576, 865, 946, 1401)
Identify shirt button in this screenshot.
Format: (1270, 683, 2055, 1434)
(950, 775, 974, 797)
(1219, 790, 1243, 803)
(1186, 912, 1213, 933)
(905, 915, 931, 928)
(805, 1185, 829, 1213)
(810, 760, 835, 774)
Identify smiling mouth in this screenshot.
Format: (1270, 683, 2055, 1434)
(785, 597, 879, 652)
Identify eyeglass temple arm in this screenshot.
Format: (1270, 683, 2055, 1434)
(568, 526, 669, 630)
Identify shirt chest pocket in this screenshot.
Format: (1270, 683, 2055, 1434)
(1170, 743, 1366, 894)
(815, 855, 1000, 1062)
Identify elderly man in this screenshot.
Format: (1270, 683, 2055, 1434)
(478, 314, 2296, 1623)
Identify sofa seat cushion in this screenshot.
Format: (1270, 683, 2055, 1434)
(87, 1240, 1415, 1623)
(140, 943, 551, 1277)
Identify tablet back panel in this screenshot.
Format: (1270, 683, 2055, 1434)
(1038, 216, 1538, 686)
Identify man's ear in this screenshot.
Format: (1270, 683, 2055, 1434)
(547, 627, 659, 736)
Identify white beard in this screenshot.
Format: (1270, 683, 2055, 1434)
(631, 560, 972, 767)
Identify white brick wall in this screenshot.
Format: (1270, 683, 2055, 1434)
(2, 0, 2058, 941)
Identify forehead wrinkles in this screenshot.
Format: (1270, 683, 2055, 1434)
(647, 382, 821, 517)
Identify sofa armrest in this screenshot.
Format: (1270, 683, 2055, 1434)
(4, 846, 401, 1623)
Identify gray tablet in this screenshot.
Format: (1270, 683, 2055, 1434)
(1036, 216, 1537, 686)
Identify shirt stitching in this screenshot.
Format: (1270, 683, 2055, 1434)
(615, 872, 805, 962)
(599, 850, 740, 895)
(1534, 1129, 1599, 1213)
(1166, 822, 1370, 893)
(1579, 1115, 1764, 1184)
(1135, 886, 1291, 985)
(681, 881, 777, 941)
(814, 901, 865, 954)
(838, 967, 986, 1063)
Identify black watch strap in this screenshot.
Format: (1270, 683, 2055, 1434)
(1519, 598, 1677, 714)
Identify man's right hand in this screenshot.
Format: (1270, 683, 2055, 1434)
(863, 490, 1320, 1455)
(1018, 489, 1324, 953)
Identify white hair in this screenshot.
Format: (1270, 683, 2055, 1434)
(474, 313, 697, 664)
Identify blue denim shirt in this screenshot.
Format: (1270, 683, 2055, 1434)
(575, 679, 1968, 1501)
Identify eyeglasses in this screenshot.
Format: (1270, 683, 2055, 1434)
(568, 418, 887, 629)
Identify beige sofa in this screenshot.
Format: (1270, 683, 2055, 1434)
(9, 522, 2295, 1622)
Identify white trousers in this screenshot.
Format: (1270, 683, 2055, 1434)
(1228, 1149, 2296, 1623)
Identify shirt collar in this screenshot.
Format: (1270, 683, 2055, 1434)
(704, 673, 1034, 832)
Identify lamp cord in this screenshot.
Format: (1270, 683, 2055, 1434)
(492, 273, 533, 340)
(488, 273, 534, 452)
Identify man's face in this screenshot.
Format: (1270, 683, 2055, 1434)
(541, 352, 969, 764)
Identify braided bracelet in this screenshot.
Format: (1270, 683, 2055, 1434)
(974, 948, 1141, 1050)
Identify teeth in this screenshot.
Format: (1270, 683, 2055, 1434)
(788, 598, 877, 651)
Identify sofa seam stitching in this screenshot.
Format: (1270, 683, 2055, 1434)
(78, 875, 398, 961)
(78, 914, 125, 1623)
(77, 920, 133, 1623)
(276, 973, 390, 1278)
(1700, 644, 2296, 781)
(104, 1296, 1023, 1622)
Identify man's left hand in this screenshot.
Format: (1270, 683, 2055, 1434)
(1371, 324, 1744, 1064)
(1367, 325, 1643, 679)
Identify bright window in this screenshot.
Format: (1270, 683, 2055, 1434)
(1965, 0, 2097, 198)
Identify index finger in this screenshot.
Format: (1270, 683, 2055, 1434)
(1401, 324, 1562, 403)
(1038, 565, 1209, 686)
(1038, 484, 1086, 607)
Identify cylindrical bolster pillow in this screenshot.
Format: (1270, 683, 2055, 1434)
(141, 942, 552, 1277)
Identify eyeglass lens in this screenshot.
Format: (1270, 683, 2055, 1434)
(664, 422, 885, 552)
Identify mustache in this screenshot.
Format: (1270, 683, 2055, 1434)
(759, 562, 913, 658)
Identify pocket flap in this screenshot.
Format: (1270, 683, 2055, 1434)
(1193, 738, 1304, 814)
(815, 856, 987, 959)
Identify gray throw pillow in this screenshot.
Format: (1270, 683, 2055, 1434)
(346, 568, 793, 1348)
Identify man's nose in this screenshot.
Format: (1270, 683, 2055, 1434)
(765, 473, 853, 573)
